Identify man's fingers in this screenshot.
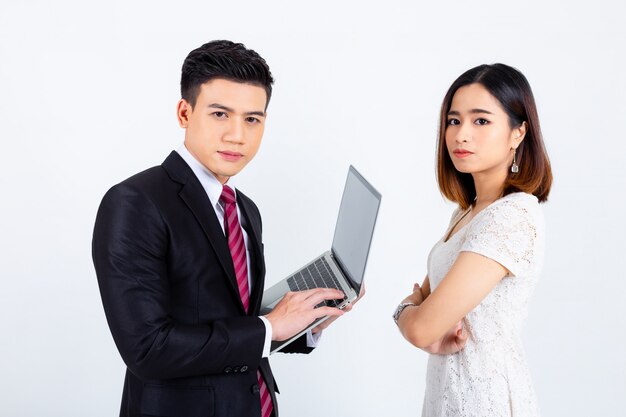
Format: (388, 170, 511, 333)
(312, 316, 339, 333)
(312, 306, 344, 319)
(290, 287, 344, 299)
(301, 288, 345, 306)
(268, 288, 347, 340)
(282, 289, 322, 300)
(311, 322, 328, 333)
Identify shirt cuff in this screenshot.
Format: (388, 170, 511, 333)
(258, 316, 273, 358)
(306, 329, 322, 347)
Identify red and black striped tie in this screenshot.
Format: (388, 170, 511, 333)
(220, 185, 273, 417)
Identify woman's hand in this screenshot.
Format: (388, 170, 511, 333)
(402, 282, 425, 305)
(421, 320, 468, 355)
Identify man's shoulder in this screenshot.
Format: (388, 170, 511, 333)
(110, 165, 169, 194)
(101, 153, 187, 208)
(109, 152, 187, 194)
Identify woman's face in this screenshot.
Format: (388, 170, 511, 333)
(445, 83, 525, 178)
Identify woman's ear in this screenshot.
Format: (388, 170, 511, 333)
(512, 121, 528, 148)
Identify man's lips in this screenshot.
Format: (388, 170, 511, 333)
(218, 151, 243, 162)
(452, 149, 473, 158)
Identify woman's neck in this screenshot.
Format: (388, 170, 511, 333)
(472, 170, 507, 208)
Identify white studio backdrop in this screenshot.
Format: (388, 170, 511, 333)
(1, 1, 625, 416)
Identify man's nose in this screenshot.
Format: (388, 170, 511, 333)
(225, 118, 245, 143)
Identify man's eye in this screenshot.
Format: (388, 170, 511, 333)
(475, 118, 489, 125)
(447, 119, 460, 126)
(213, 112, 227, 118)
(246, 117, 260, 124)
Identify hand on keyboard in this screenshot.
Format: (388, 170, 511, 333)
(263, 288, 345, 341)
(311, 283, 366, 334)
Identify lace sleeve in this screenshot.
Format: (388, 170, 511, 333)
(460, 194, 538, 277)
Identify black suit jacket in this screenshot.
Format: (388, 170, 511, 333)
(93, 151, 310, 417)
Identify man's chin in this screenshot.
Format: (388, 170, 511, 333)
(213, 166, 247, 183)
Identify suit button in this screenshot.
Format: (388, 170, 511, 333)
(241, 365, 248, 372)
(224, 367, 233, 374)
(251, 384, 260, 394)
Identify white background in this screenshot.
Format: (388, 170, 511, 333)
(1, 1, 625, 416)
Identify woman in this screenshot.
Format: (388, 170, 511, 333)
(394, 64, 552, 417)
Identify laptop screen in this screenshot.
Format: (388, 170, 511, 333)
(331, 166, 381, 292)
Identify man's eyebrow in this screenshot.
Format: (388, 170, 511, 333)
(447, 108, 494, 116)
(244, 111, 266, 117)
(207, 103, 233, 112)
(207, 103, 265, 117)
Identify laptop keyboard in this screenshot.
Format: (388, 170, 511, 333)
(286, 257, 347, 308)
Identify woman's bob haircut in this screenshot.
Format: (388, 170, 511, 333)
(437, 63, 552, 209)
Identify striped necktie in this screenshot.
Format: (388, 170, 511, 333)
(220, 185, 273, 417)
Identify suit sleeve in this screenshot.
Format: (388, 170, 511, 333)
(92, 183, 265, 381)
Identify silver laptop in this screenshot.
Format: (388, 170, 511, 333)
(261, 165, 381, 353)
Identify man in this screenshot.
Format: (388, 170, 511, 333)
(93, 40, 350, 417)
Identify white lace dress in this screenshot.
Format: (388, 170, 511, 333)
(422, 192, 544, 417)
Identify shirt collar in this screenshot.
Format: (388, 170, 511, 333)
(176, 143, 237, 208)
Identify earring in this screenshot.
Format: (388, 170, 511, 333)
(511, 148, 519, 173)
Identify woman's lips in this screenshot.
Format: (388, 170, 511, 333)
(218, 151, 243, 162)
(453, 150, 473, 158)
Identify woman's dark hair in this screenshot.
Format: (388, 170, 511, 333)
(180, 40, 274, 109)
(436, 63, 552, 209)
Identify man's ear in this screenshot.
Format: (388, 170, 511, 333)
(176, 99, 192, 128)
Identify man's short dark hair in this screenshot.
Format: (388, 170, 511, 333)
(181, 40, 274, 109)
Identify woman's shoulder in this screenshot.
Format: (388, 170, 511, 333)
(488, 192, 540, 215)
(497, 191, 538, 206)
(462, 192, 545, 275)
(476, 192, 544, 229)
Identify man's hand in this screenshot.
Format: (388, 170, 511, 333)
(264, 288, 345, 341)
(311, 283, 366, 334)
(421, 320, 468, 355)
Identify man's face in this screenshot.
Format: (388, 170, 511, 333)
(178, 78, 267, 184)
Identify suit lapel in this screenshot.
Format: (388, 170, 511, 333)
(162, 152, 246, 314)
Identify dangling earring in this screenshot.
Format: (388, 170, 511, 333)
(511, 148, 519, 173)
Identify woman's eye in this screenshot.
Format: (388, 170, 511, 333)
(447, 119, 460, 126)
(475, 118, 489, 125)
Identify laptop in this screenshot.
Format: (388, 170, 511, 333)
(261, 165, 381, 353)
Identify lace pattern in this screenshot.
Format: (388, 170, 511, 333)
(422, 192, 544, 417)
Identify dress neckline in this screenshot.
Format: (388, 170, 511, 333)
(443, 206, 472, 243)
(441, 192, 530, 243)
